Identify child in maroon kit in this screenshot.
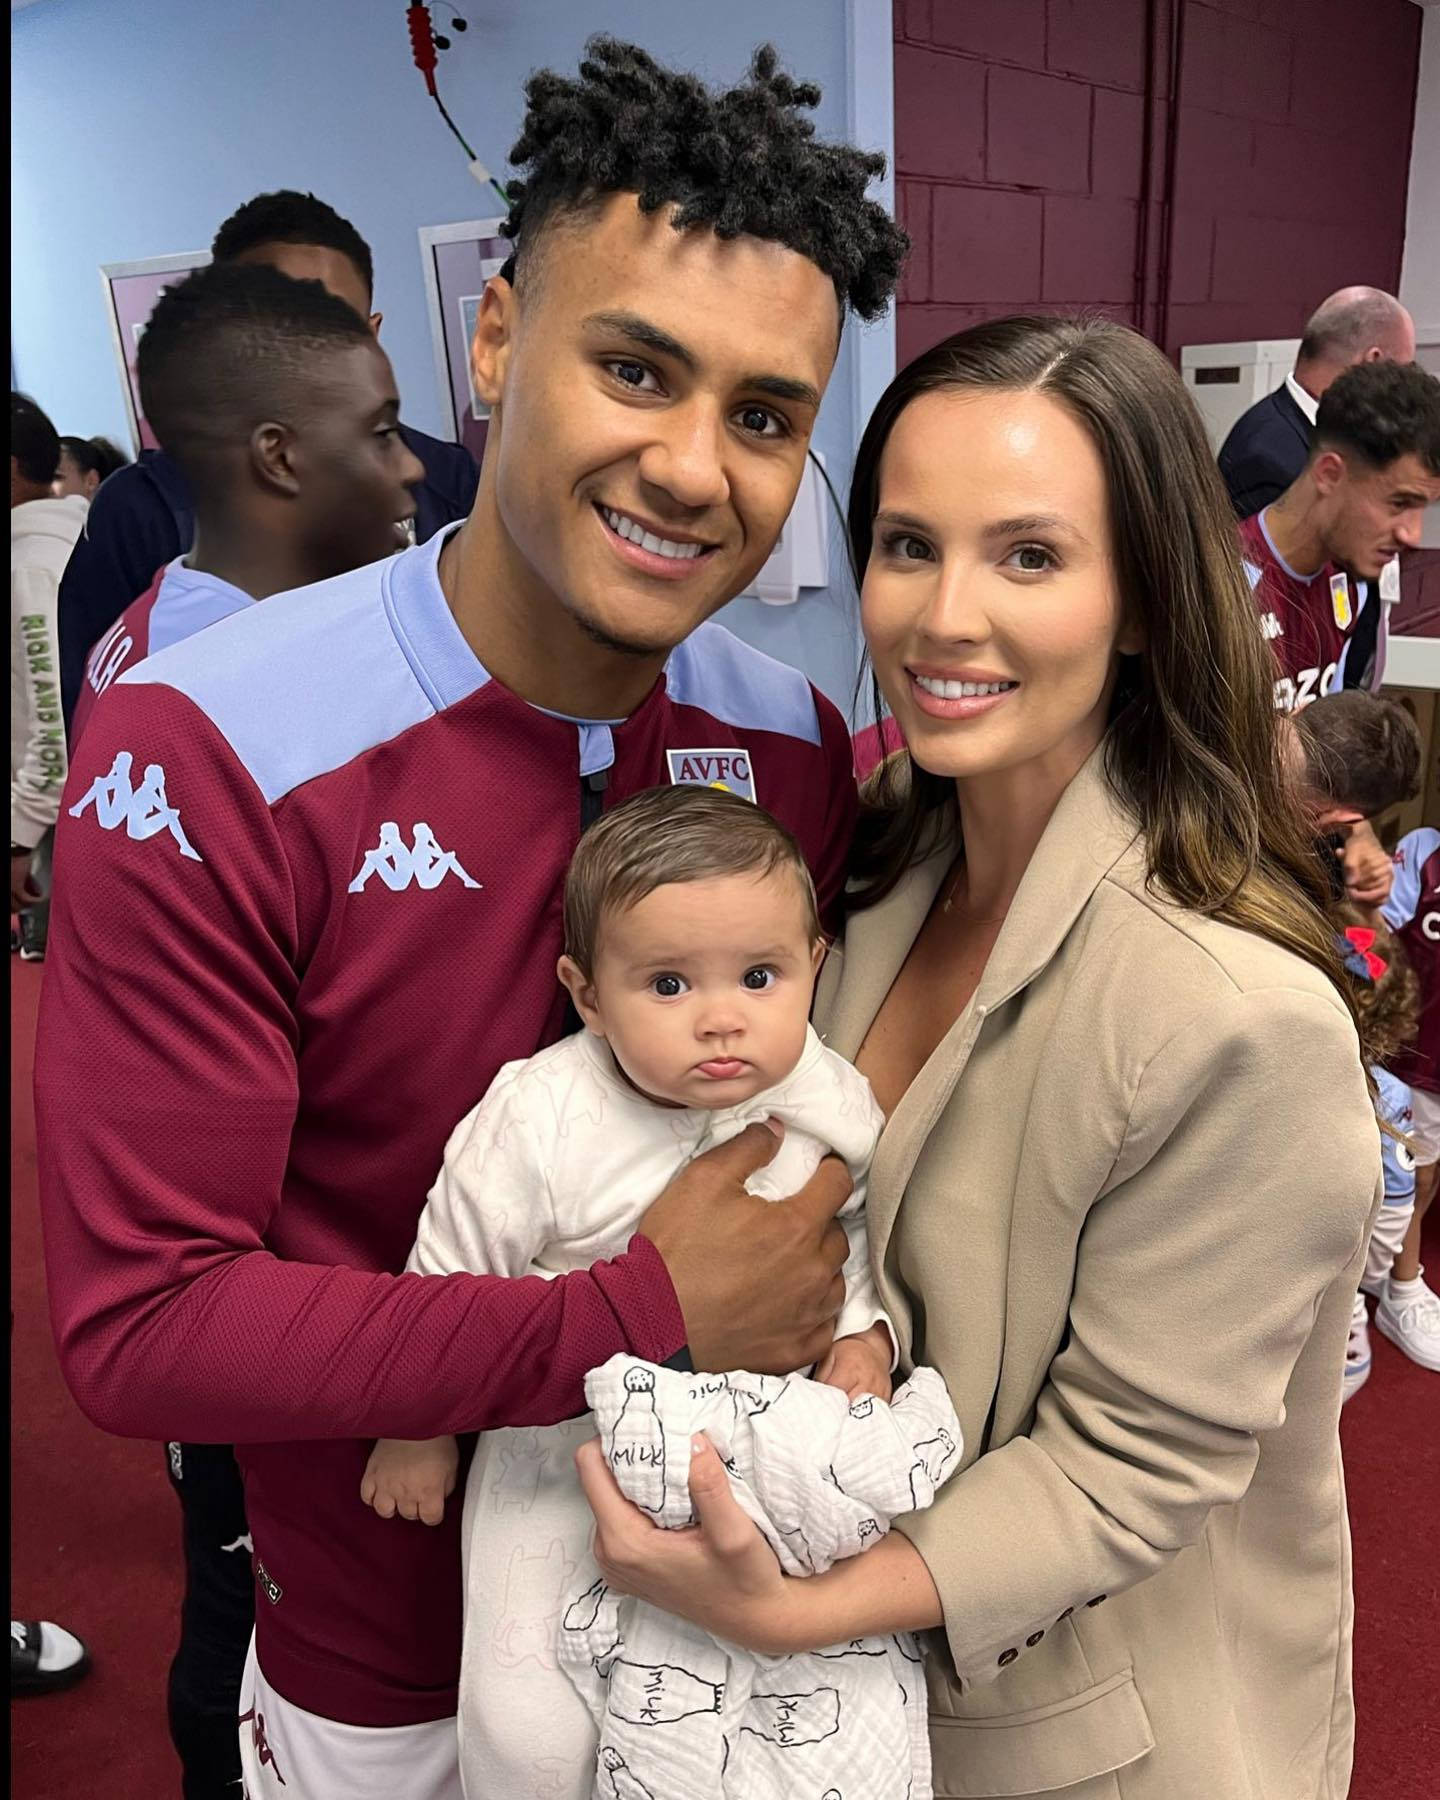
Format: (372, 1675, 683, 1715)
(1371, 827, 1440, 1373)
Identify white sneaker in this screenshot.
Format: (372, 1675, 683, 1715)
(1343, 1293, 1372, 1403)
(1374, 1268, 1440, 1373)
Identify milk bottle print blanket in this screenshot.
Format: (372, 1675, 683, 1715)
(559, 1356, 963, 1800)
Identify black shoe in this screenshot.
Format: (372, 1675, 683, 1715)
(17, 907, 45, 962)
(10, 1620, 91, 1695)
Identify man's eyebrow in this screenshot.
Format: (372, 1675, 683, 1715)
(744, 372, 822, 409)
(582, 311, 821, 410)
(584, 311, 697, 370)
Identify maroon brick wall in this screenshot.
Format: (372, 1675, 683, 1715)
(894, 0, 1422, 367)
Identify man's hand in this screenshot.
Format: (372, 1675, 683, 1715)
(11, 848, 39, 916)
(359, 1434, 459, 1526)
(814, 1322, 894, 1402)
(1341, 819, 1392, 915)
(638, 1124, 851, 1376)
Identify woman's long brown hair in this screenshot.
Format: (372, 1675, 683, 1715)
(847, 314, 1362, 1044)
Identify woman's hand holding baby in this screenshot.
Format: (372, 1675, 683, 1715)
(360, 1434, 459, 1526)
(814, 1321, 894, 1401)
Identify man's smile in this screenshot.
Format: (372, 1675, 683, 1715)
(595, 503, 721, 577)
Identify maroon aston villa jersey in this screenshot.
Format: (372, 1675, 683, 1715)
(1238, 510, 1370, 713)
(1385, 828, 1440, 1096)
(35, 524, 858, 1727)
(71, 556, 252, 747)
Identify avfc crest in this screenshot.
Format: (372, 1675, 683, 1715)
(666, 747, 757, 803)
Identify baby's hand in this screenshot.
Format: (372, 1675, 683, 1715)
(814, 1322, 894, 1403)
(360, 1435, 459, 1526)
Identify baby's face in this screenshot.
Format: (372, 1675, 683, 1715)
(578, 867, 822, 1109)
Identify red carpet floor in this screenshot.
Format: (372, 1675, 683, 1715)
(9, 956, 1440, 1795)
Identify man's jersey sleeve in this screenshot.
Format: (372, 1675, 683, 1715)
(35, 683, 686, 1445)
(58, 468, 183, 735)
(812, 688, 860, 934)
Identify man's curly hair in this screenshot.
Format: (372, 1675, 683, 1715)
(502, 38, 907, 321)
(1315, 358, 1440, 476)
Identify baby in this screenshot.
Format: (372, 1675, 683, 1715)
(361, 785, 955, 1800)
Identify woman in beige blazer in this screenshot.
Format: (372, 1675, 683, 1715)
(580, 317, 1382, 1799)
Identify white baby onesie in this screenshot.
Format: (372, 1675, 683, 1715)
(404, 1025, 891, 1800)
(562, 1356, 962, 1800)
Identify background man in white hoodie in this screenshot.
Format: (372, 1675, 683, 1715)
(11, 392, 87, 956)
(9, 397, 93, 1702)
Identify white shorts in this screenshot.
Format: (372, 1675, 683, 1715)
(238, 1635, 462, 1800)
(1407, 1088, 1440, 1166)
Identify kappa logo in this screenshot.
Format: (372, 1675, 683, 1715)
(348, 822, 481, 893)
(68, 751, 201, 862)
(666, 747, 757, 803)
(238, 1703, 288, 1787)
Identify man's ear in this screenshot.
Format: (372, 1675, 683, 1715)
(557, 954, 604, 1035)
(470, 276, 516, 412)
(1310, 448, 1347, 498)
(368, 311, 384, 339)
(251, 422, 300, 497)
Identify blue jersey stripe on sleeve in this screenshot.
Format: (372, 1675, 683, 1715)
(664, 622, 822, 746)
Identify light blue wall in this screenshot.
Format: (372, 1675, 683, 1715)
(11, 0, 890, 715)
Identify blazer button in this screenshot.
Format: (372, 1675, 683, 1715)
(1026, 1630, 1045, 1647)
(1086, 1594, 1107, 1607)
(998, 1648, 1019, 1666)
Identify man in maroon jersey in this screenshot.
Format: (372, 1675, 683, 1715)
(36, 37, 907, 1798)
(73, 260, 425, 750)
(1239, 357, 1440, 715)
(68, 257, 425, 1800)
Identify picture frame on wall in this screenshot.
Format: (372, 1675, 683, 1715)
(417, 218, 511, 466)
(100, 251, 211, 455)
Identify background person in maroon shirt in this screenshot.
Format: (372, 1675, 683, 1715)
(1239, 359, 1440, 717)
(36, 36, 908, 1799)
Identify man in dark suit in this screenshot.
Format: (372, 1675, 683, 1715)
(57, 191, 480, 733)
(1218, 286, 1415, 519)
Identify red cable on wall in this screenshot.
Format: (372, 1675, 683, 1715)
(406, 2, 490, 176)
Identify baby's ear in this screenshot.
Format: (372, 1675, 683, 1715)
(557, 955, 604, 1034)
(810, 935, 829, 976)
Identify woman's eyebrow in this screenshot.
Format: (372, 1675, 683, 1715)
(984, 512, 1084, 542)
(874, 509, 934, 534)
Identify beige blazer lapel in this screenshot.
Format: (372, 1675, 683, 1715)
(814, 840, 951, 1065)
(817, 746, 1144, 1317)
(970, 745, 1142, 1015)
